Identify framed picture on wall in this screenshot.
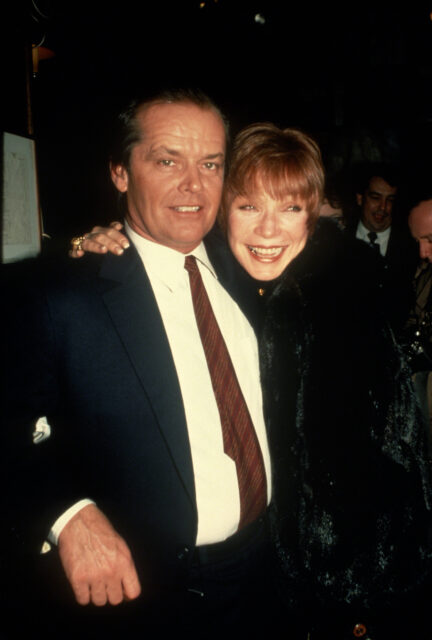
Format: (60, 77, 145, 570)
(1, 132, 41, 263)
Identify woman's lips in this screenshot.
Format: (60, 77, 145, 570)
(247, 246, 284, 260)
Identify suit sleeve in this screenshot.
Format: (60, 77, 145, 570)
(2, 259, 89, 554)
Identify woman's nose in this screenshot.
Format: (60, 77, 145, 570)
(255, 211, 279, 237)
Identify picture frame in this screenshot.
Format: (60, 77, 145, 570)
(1, 132, 41, 263)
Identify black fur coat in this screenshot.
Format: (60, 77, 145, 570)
(259, 220, 432, 615)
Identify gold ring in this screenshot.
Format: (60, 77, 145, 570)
(71, 235, 87, 252)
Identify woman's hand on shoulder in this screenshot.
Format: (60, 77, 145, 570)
(70, 222, 130, 258)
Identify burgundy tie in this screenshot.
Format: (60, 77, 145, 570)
(184, 255, 267, 529)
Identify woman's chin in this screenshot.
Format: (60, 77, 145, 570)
(241, 261, 286, 282)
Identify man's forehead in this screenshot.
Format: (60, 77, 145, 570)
(137, 102, 226, 148)
(410, 200, 432, 228)
(367, 176, 397, 194)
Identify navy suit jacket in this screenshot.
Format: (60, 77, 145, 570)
(4, 230, 242, 591)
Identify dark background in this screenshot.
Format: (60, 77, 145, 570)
(4, 0, 432, 239)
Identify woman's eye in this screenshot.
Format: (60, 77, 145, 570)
(285, 205, 301, 212)
(239, 204, 255, 211)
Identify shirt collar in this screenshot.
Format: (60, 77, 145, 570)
(125, 221, 217, 288)
(357, 219, 391, 243)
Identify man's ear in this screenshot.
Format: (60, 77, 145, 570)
(110, 163, 128, 193)
(356, 193, 363, 207)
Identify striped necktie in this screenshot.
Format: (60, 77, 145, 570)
(184, 255, 267, 529)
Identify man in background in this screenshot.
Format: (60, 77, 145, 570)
(406, 188, 432, 449)
(346, 163, 418, 330)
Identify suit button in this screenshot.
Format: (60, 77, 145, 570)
(353, 623, 367, 637)
(177, 546, 190, 561)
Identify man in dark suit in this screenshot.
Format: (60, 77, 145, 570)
(345, 163, 418, 330)
(408, 193, 432, 264)
(5, 90, 275, 637)
(406, 191, 432, 448)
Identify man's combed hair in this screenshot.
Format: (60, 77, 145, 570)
(110, 88, 229, 170)
(221, 123, 325, 232)
(355, 162, 400, 195)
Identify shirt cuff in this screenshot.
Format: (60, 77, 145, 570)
(47, 499, 95, 545)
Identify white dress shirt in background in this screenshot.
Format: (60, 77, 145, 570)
(356, 219, 391, 257)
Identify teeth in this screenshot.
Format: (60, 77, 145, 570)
(248, 246, 283, 257)
(175, 206, 200, 212)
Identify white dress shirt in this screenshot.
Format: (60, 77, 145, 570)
(129, 226, 271, 545)
(48, 226, 270, 547)
(356, 219, 391, 257)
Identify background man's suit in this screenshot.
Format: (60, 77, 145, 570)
(344, 221, 418, 330)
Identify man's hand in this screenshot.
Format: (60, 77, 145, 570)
(58, 504, 141, 606)
(69, 221, 130, 258)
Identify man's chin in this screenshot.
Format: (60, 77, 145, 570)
(372, 217, 390, 231)
(167, 228, 214, 253)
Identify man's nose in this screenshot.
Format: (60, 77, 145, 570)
(179, 166, 203, 193)
(255, 211, 279, 237)
(377, 197, 387, 212)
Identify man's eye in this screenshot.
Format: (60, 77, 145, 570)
(158, 159, 175, 167)
(203, 162, 218, 170)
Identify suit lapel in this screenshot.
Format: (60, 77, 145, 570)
(385, 227, 395, 260)
(97, 248, 196, 506)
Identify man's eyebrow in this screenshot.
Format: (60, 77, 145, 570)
(149, 145, 225, 160)
(203, 152, 225, 162)
(368, 190, 395, 198)
(148, 146, 181, 157)
(147, 147, 225, 162)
